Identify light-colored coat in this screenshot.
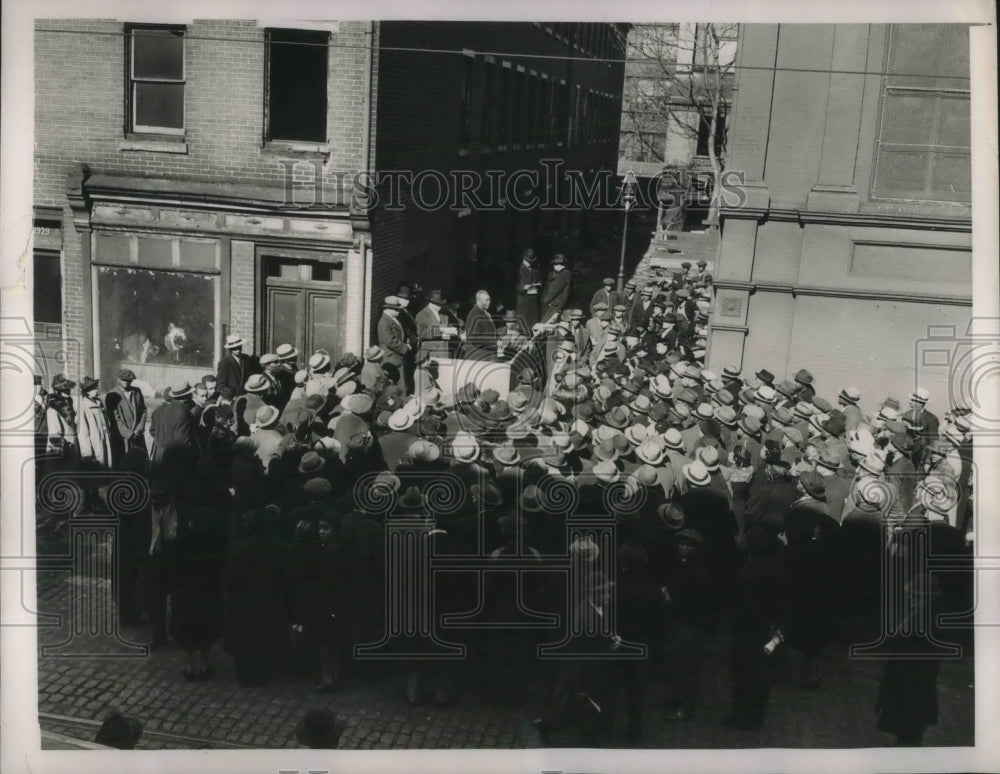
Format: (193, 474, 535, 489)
(77, 396, 114, 467)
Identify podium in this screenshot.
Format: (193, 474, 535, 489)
(433, 357, 510, 406)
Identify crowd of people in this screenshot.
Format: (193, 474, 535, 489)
(32, 252, 975, 747)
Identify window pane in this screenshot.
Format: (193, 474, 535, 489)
(310, 295, 340, 360)
(98, 267, 216, 388)
(887, 25, 969, 88)
(134, 82, 184, 130)
(937, 95, 971, 148)
(930, 152, 973, 201)
(880, 91, 940, 145)
(132, 29, 184, 80)
(875, 147, 930, 197)
(268, 30, 329, 142)
(268, 289, 301, 353)
(33, 252, 62, 325)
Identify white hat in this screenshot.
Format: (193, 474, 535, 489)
(388, 409, 414, 431)
(911, 387, 931, 404)
(636, 439, 666, 466)
(275, 343, 299, 361)
(697, 445, 721, 472)
(224, 334, 246, 350)
(308, 351, 331, 371)
(451, 432, 481, 463)
(682, 460, 711, 487)
(663, 428, 684, 451)
(255, 404, 280, 429)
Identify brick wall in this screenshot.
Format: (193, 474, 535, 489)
(34, 18, 373, 379)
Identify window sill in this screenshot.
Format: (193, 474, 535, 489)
(119, 137, 188, 154)
(261, 141, 331, 160)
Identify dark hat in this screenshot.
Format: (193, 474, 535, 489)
(80, 376, 100, 394)
(396, 285, 412, 299)
(794, 369, 814, 386)
(33, 374, 43, 386)
(697, 259, 707, 267)
(117, 368, 137, 381)
(551, 254, 566, 265)
(657, 503, 685, 531)
(298, 451, 325, 475)
(303, 477, 332, 499)
(755, 369, 775, 387)
(396, 486, 425, 513)
(798, 470, 827, 501)
(776, 380, 798, 399)
(471, 483, 503, 508)
(51, 373, 75, 392)
(821, 414, 846, 437)
(681, 261, 692, 269)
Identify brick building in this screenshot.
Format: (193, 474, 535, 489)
(33, 19, 626, 388)
(709, 24, 972, 414)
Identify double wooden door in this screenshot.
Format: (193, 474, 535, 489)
(263, 255, 343, 362)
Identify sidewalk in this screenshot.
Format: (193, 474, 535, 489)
(35, 563, 974, 749)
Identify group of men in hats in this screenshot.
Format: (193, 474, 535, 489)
(33, 248, 973, 747)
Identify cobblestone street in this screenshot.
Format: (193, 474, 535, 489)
(35, 567, 974, 750)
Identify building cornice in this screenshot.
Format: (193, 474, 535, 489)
(714, 280, 971, 307)
(720, 206, 972, 233)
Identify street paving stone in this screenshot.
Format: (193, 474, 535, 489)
(34, 568, 974, 750)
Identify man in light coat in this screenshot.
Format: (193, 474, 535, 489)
(106, 368, 148, 463)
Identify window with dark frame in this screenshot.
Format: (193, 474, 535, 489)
(460, 55, 475, 146)
(33, 251, 62, 327)
(126, 26, 185, 135)
(265, 28, 330, 144)
(872, 24, 971, 204)
(499, 66, 511, 143)
(481, 61, 494, 144)
(514, 70, 526, 143)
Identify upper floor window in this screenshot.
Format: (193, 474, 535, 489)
(127, 26, 185, 135)
(872, 24, 970, 204)
(266, 29, 329, 144)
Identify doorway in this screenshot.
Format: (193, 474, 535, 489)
(261, 253, 345, 362)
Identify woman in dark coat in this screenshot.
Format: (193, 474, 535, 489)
(168, 505, 227, 679)
(223, 505, 290, 684)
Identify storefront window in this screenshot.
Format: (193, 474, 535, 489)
(97, 266, 217, 391)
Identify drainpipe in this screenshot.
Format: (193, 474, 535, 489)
(359, 20, 375, 351)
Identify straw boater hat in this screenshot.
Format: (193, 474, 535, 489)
(839, 386, 861, 405)
(662, 428, 685, 451)
(493, 444, 521, 466)
(451, 432, 481, 463)
(276, 343, 298, 361)
(224, 334, 246, 350)
(911, 387, 931, 405)
(364, 345, 384, 362)
(169, 379, 193, 399)
(625, 423, 649, 448)
(308, 351, 331, 372)
(592, 459, 621, 484)
(697, 445, 721, 473)
(636, 439, 666, 466)
(388, 409, 414, 432)
(682, 459, 712, 488)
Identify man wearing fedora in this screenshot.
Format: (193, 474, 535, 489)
(540, 254, 571, 323)
(106, 368, 148, 463)
(217, 334, 250, 398)
(515, 248, 542, 329)
(149, 380, 197, 478)
(377, 296, 412, 391)
(416, 290, 456, 361)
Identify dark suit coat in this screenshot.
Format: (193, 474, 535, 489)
(106, 384, 147, 439)
(415, 304, 453, 360)
(541, 269, 571, 319)
(149, 400, 196, 467)
(517, 262, 541, 294)
(462, 305, 498, 362)
(398, 308, 420, 348)
(216, 352, 247, 396)
(628, 298, 656, 334)
(377, 312, 409, 366)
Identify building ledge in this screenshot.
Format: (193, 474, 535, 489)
(260, 141, 331, 160)
(118, 137, 188, 154)
(721, 205, 972, 233)
(713, 279, 971, 307)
